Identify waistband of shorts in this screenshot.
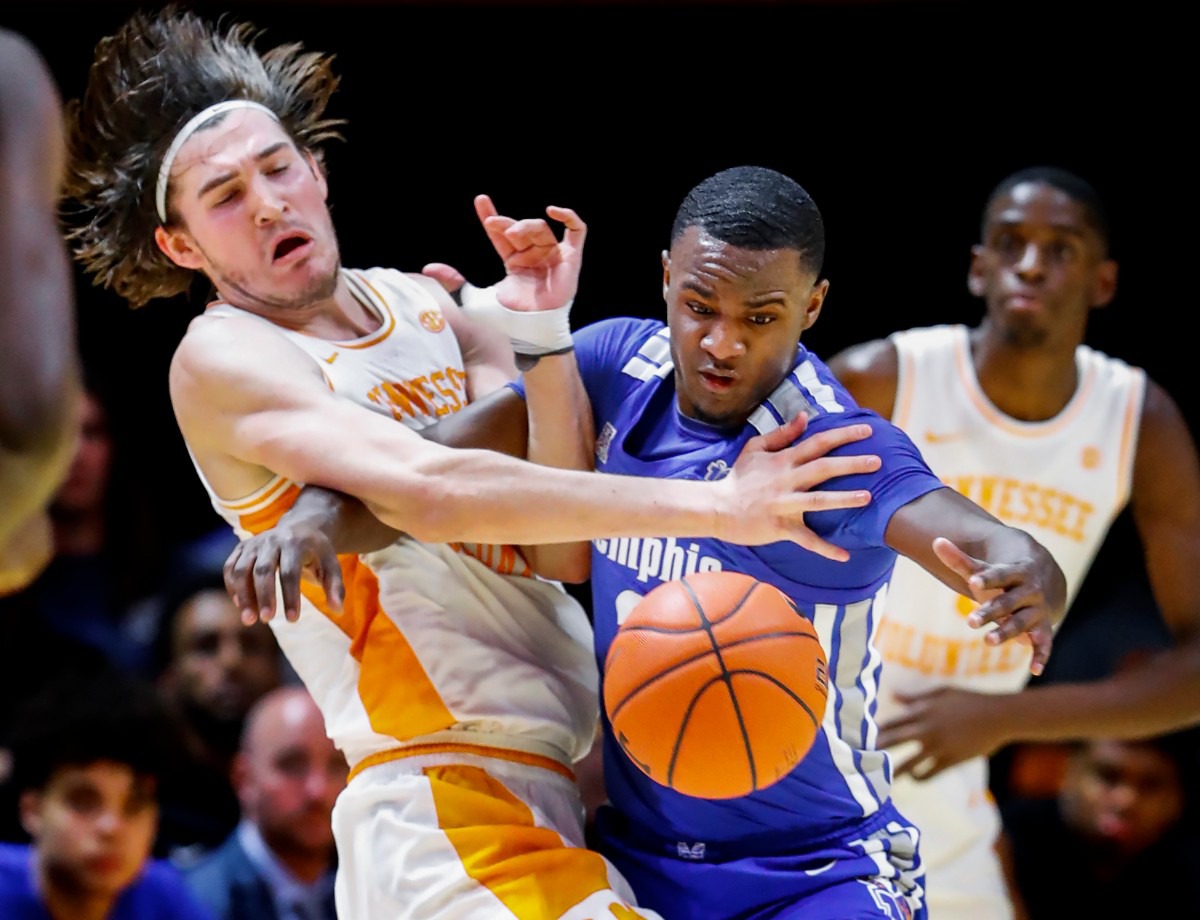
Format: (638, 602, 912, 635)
(597, 799, 912, 861)
(347, 737, 577, 784)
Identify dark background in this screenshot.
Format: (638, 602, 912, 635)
(3, 0, 1190, 597)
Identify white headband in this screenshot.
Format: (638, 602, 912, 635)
(155, 100, 281, 224)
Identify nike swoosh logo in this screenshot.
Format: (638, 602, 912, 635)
(924, 430, 964, 444)
(323, 352, 339, 365)
(805, 860, 836, 876)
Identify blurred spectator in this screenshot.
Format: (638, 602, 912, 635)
(15, 385, 159, 674)
(153, 573, 284, 863)
(0, 667, 213, 919)
(184, 687, 344, 920)
(1002, 728, 1200, 917)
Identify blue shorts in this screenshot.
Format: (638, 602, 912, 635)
(593, 801, 925, 920)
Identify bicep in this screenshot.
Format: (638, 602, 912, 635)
(171, 319, 431, 489)
(1131, 383, 1200, 639)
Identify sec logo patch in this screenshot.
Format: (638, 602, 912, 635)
(419, 309, 446, 333)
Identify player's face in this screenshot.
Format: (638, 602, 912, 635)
(664, 227, 828, 427)
(1061, 740, 1184, 855)
(236, 695, 347, 858)
(968, 181, 1117, 349)
(155, 109, 341, 315)
(168, 589, 280, 723)
(20, 761, 157, 899)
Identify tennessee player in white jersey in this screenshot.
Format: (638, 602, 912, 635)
(61, 10, 882, 917)
(196, 267, 631, 917)
(829, 166, 1200, 918)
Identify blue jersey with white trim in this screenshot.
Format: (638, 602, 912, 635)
(515, 317, 945, 847)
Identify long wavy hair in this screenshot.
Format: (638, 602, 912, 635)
(61, 5, 345, 308)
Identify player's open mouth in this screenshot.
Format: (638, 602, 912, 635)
(700, 370, 737, 391)
(272, 234, 312, 263)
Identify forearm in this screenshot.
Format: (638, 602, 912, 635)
(418, 386, 528, 459)
(352, 447, 723, 546)
(242, 387, 724, 547)
(518, 351, 595, 581)
(987, 639, 1200, 743)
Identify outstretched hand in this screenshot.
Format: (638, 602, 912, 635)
(718, 413, 881, 558)
(877, 686, 1013, 780)
(471, 194, 586, 314)
(932, 536, 1057, 676)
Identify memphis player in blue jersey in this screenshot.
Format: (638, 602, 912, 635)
(225, 166, 1068, 919)
(499, 167, 1064, 920)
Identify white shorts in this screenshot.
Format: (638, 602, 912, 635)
(890, 756, 1013, 920)
(331, 748, 661, 919)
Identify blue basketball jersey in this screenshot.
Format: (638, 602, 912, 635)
(513, 317, 943, 847)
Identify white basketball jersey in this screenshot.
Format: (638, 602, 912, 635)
(876, 324, 1144, 910)
(191, 268, 599, 774)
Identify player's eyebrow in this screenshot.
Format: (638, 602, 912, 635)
(196, 141, 291, 198)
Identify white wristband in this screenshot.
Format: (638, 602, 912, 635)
(458, 283, 574, 355)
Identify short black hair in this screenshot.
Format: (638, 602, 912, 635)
(983, 166, 1111, 253)
(670, 165, 826, 276)
(151, 567, 230, 679)
(7, 667, 182, 794)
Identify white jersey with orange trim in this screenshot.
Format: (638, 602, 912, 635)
(876, 323, 1145, 919)
(192, 268, 600, 773)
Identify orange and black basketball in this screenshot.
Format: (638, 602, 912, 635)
(603, 571, 828, 799)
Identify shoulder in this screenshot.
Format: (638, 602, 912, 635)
(823, 337, 899, 418)
(576, 316, 665, 359)
(171, 312, 320, 392)
(182, 834, 248, 882)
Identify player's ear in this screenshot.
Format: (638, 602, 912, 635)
(155, 225, 204, 271)
(661, 249, 671, 301)
(18, 790, 43, 839)
(800, 279, 830, 332)
(1090, 258, 1118, 309)
(966, 244, 986, 298)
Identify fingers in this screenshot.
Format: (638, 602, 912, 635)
(223, 543, 255, 625)
(932, 536, 987, 593)
(1027, 625, 1053, 676)
(783, 487, 873, 514)
(545, 205, 587, 254)
(252, 545, 281, 624)
(316, 541, 345, 615)
(782, 453, 880, 492)
(788, 528, 852, 563)
(787, 421, 874, 464)
(421, 262, 467, 294)
(875, 715, 920, 752)
(748, 412, 810, 453)
(891, 749, 930, 781)
(278, 543, 304, 623)
(493, 217, 563, 270)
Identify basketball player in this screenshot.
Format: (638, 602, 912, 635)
(60, 10, 881, 918)
(0, 29, 82, 594)
(826, 166, 1200, 920)
(232, 166, 1069, 919)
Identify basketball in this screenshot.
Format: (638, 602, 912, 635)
(603, 571, 829, 800)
